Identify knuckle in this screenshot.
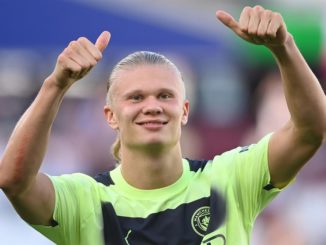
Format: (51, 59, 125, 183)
(254, 5, 264, 14)
(77, 37, 88, 44)
(265, 10, 273, 16)
(263, 10, 272, 18)
(242, 6, 252, 17)
(273, 12, 282, 20)
(243, 6, 252, 13)
(63, 47, 72, 56)
(69, 41, 78, 50)
(77, 36, 86, 42)
(254, 5, 263, 10)
(69, 40, 76, 46)
(57, 54, 66, 64)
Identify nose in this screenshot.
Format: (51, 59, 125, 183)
(142, 97, 163, 115)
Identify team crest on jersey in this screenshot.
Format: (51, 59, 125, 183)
(191, 206, 210, 236)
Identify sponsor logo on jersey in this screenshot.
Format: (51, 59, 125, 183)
(192, 206, 210, 236)
(239, 145, 249, 153)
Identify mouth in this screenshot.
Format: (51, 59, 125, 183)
(136, 120, 168, 130)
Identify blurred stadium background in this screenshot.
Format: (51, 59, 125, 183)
(0, 0, 325, 244)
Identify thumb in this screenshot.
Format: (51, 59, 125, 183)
(216, 10, 239, 31)
(216, 10, 251, 41)
(95, 31, 111, 53)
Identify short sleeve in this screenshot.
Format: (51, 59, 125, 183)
(31, 173, 101, 245)
(212, 133, 283, 223)
(235, 134, 281, 217)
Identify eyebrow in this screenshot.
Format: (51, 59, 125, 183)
(122, 90, 143, 99)
(122, 88, 177, 98)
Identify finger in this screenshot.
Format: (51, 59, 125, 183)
(248, 6, 264, 35)
(57, 52, 84, 77)
(257, 10, 273, 38)
(67, 41, 95, 70)
(238, 6, 252, 32)
(76, 38, 99, 66)
(78, 37, 103, 61)
(267, 13, 282, 38)
(95, 31, 111, 53)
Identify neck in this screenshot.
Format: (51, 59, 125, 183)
(119, 144, 183, 189)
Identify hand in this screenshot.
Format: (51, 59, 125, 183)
(216, 6, 290, 48)
(48, 31, 111, 89)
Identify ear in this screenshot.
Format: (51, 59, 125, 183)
(104, 105, 119, 130)
(181, 100, 190, 126)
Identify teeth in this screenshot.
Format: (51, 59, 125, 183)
(144, 122, 162, 125)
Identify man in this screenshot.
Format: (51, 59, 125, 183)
(0, 5, 325, 245)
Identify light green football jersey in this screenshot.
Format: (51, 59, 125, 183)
(32, 133, 282, 245)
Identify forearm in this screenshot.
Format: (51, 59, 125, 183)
(269, 36, 326, 139)
(0, 77, 67, 195)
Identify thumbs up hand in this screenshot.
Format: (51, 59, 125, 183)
(216, 6, 289, 49)
(48, 31, 111, 90)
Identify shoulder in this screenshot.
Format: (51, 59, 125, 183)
(49, 172, 103, 196)
(213, 133, 272, 165)
(51, 172, 96, 184)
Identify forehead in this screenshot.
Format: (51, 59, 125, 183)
(113, 64, 184, 96)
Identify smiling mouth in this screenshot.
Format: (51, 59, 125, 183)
(136, 121, 168, 130)
(137, 121, 167, 125)
(136, 121, 168, 126)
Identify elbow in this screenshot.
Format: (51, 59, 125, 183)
(0, 160, 10, 192)
(0, 173, 16, 196)
(322, 124, 326, 142)
(0, 164, 4, 190)
(0, 165, 29, 197)
(0, 161, 7, 191)
(1, 178, 31, 198)
(302, 129, 324, 148)
(313, 125, 326, 145)
(1, 181, 29, 198)
(293, 124, 324, 148)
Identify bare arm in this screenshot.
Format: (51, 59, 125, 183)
(0, 31, 110, 225)
(216, 6, 326, 188)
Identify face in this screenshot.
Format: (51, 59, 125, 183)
(104, 64, 189, 152)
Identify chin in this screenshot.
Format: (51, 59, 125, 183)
(143, 137, 178, 150)
(143, 139, 166, 147)
(137, 138, 171, 150)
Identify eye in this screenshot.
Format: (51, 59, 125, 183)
(129, 94, 143, 102)
(159, 92, 173, 100)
